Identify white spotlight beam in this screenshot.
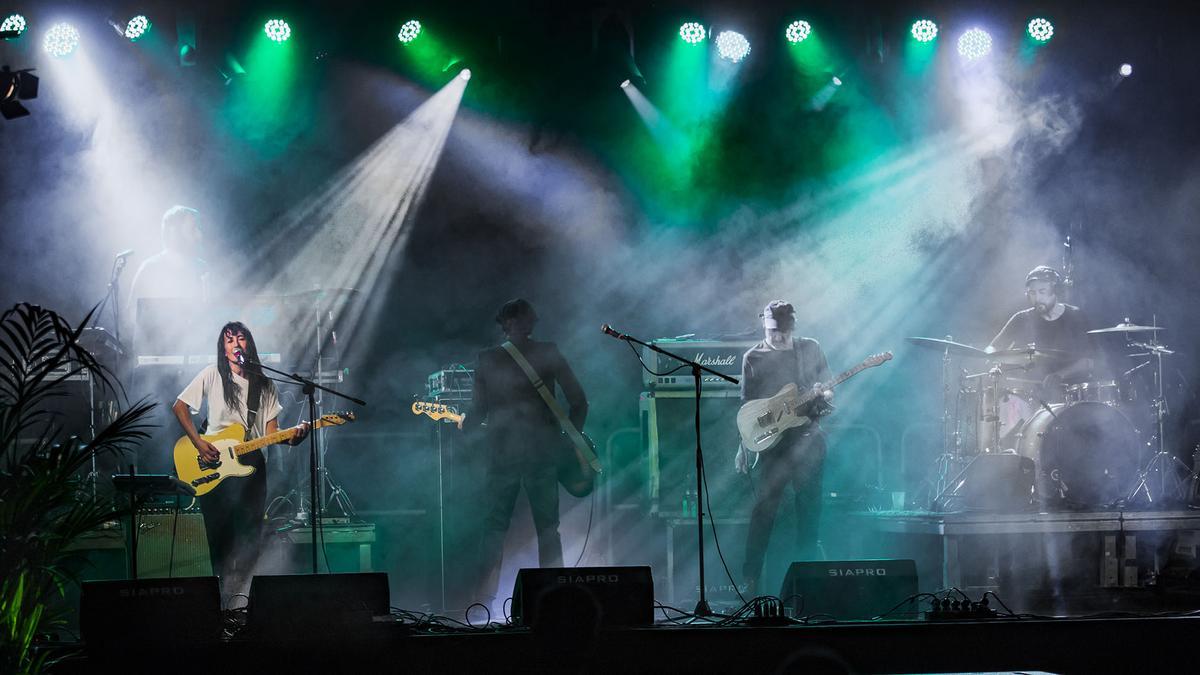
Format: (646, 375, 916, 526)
(248, 75, 469, 354)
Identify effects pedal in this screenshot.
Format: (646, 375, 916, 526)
(925, 596, 999, 621)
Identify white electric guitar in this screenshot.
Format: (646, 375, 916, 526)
(736, 352, 892, 453)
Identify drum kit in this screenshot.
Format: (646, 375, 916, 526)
(909, 318, 1197, 511)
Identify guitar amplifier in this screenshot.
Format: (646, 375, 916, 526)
(642, 340, 754, 389)
(426, 367, 474, 402)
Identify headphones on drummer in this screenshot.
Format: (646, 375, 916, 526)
(1024, 266, 1064, 299)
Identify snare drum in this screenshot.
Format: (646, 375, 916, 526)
(1064, 380, 1120, 406)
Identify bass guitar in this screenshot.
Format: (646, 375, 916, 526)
(736, 352, 892, 453)
(410, 401, 597, 498)
(174, 411, 356, 497)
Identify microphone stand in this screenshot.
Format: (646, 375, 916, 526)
(602, 325, 738, 618)
(240, 356, 366, 574)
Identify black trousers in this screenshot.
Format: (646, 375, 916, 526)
(475, 427, 564, 604)
(743, 430, 826, 584)
(198, 449, 266, 593)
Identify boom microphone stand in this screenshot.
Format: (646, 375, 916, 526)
(601, 324, 738, 618)
(238, 352, 366, 574)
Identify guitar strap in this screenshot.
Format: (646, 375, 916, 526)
(500, 341, 602, 472)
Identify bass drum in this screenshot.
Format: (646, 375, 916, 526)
(1015, 402, 1141, 509)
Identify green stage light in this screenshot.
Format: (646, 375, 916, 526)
(785, 20, 811, 44)
(1027, 18, 1054, 42)
(43, 22, 80, 57)
(957, 28, 991, 60)
(911, 19, 938, 42)
(125, 15, 151, 41)
(398, 20, 421, 44)
(715, 30, 750, 63)
(264, 19, 291, 43)
(2, 13, 26, 38)
(679, 22, 706, 44)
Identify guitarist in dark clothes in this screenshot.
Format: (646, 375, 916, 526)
(460, 299, 589, 609)
(735, 301, 833, 596)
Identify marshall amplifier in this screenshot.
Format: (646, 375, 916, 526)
(511, 566, 653, 628)
(780, 559, 918, 620)
(642, 340, 755, 389)
(80, 576, 221, 648)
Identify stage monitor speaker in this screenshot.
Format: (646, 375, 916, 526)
(511, 566, 653, 628)
(80, 576, 221, 648)
(247, 572, 390, 640)
(941, 453, 1035, 511)
(780, 559, 917, 620)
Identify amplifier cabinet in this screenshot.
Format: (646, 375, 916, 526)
(135, 508, 213, 578)
(640, 390, 752, 519)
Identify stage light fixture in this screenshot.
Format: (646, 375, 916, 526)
(125, 15, 151, 41)
(1027, 18, 1054, 42)
(911, 19, 938, 42)
(459, 68, 471, 81)
(264, 19, 291, 43)
(397, 20, 421, 44)
(1, 66, 39, 120)
(620, 78, 631, 89)
(1119, 63, 1133, 77)
(956, 28, 992, 60)
(832, 76, 843, 86)
(715, 30, 750, 63)
(2, 13, 26, 39)
(43, 22, 80, 57)
(679, 22, 706, 45)
(785, 20, 811, 44)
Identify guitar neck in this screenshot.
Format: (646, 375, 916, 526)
(233, 420, 332, 457)
(794, 360, 874, 407)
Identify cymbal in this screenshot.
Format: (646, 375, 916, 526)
(984, 346, 1074, 365)
(905, 337, 987, 359)
(1087, 321, 1164, 334)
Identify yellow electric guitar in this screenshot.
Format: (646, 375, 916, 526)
(736, 352, 892, 453)
(174, 411, 356, 497)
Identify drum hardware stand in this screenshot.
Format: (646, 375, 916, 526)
(1125, 325, 1188, 505)
(932, 365, 1004, 511)
(288, 306, 359, 524)
(931, 339, 968, 501)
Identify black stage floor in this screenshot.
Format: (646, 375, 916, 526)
(61, 613, 1200, 674)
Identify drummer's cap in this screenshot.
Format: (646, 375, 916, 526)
(761, 301, 796, 331)
(1025, 265, 1063, 288)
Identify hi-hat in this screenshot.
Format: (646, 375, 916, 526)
(1088, 320, 1165, 334)
(906, 337, 987, 359)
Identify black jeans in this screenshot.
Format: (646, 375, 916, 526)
(743, 430, 826, 584)
(198, 449, 266, 595)
(475, 427, 564, 604)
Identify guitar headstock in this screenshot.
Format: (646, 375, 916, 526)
(411, 401, 464, 423)
(865, 352, 893, 368)
(318, 411, 357, 426)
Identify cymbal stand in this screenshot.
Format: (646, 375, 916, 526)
(929, 339, 970, 509)
(1126, 321, 1189, 504)
(312, 306, 357, 520)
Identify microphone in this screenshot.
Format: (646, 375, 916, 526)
(232, 348, 246, 365)
(601, 324, 627, 340)
(115, 249, 135, 261)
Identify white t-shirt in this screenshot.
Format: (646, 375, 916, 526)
(177, 365, 283, 444)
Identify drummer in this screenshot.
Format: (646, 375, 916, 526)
(988, 265, 1096, 398)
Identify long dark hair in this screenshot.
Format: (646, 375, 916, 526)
(215, 321, 274, 420)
